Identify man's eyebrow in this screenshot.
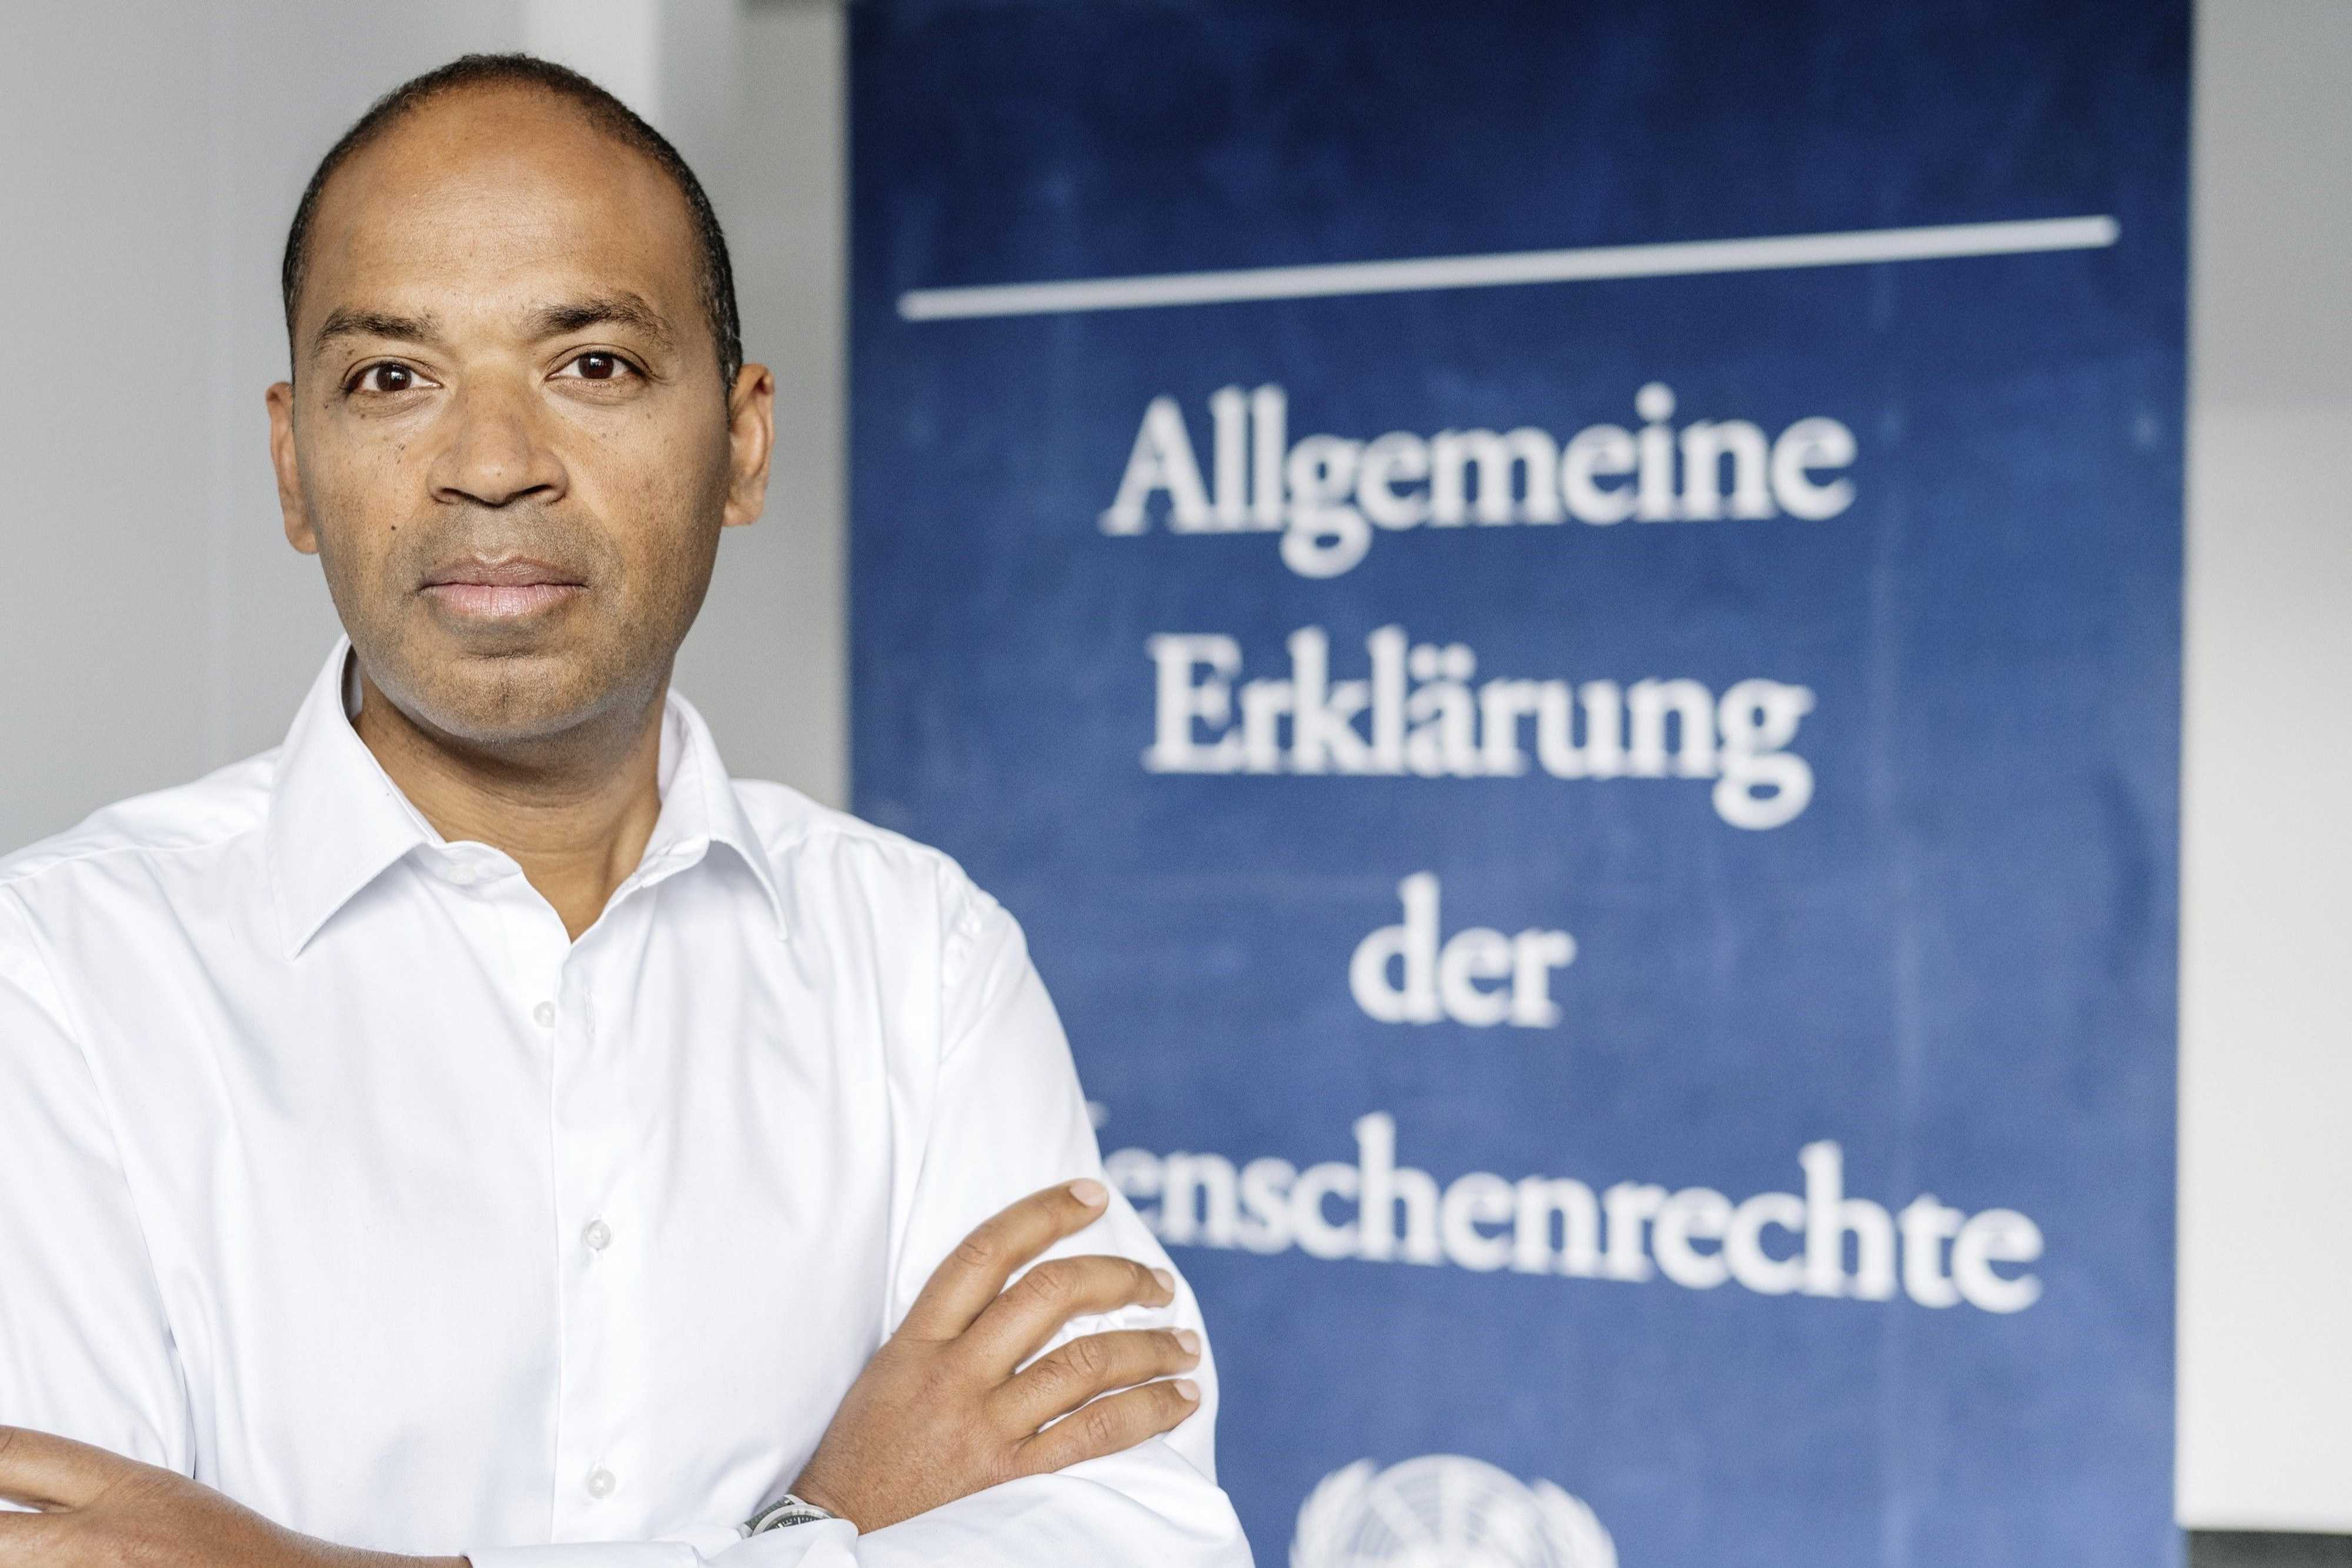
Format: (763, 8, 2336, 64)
(528, 294, 675, 346)
(312, 307, 443, 355)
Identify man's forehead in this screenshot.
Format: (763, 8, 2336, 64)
(301, 86, 697, 324)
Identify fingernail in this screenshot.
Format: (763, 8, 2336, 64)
(1068, 1178, 1108, 1207)
(1151, 1266, 1175, 1292)
(1175, 1329, 1201, 1357)
(1174, 1378, 1201, 1403)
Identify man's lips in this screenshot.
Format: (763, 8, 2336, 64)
(420, 559, 586, 619)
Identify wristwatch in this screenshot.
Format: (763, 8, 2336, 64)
(742, 1492, 841, 1536)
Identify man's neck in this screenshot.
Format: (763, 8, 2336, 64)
(350, 665, 667, 941)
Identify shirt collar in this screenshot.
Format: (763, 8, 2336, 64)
(265, 638, 785, 957)
(637, 681, 789, 934)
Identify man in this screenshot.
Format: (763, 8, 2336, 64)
(0, 54, 1249, 1567)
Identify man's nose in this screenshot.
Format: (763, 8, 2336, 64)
(429, 375, 567, 508)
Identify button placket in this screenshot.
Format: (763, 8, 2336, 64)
(546, 938, 639, 1537)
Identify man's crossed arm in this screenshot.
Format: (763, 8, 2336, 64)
(0, 1181, 1208, 1567)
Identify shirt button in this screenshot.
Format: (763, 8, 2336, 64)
(446, 863, 477, 887)
(582, 1219, 612, 1252)
(533, 1001, 557, 1029)
(586, 1467, 616, 1499)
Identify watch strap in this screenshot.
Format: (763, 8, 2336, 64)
(743, 1492, 841, 1535)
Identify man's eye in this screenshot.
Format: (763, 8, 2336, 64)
(557, 352, 638, 383)
(353, 363, 427, 394)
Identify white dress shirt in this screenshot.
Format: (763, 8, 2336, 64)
(0, 640, 1250, 1567)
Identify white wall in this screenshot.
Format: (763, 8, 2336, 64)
(2, 0, 2347, 1536)
(2176, 0, 2352, 1533)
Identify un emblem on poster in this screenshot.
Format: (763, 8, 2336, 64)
(1290, 1455, 1618, 1568)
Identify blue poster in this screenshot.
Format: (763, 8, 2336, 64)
(850, 3, 2186, 1562)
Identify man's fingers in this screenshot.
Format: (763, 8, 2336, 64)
(899, 1180, 1111, 1340)
(993, 1328, 1202, 1433)
(0, 1509, 63, 1568)
(1011, 1377, 1202, 1477)
(0, 1425, 135, 1510)
(963, 1253, 1177, 1373)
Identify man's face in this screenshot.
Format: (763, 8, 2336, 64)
(266, 86, 771, 748)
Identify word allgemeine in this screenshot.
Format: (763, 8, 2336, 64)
(1101, 382, 1859, 576)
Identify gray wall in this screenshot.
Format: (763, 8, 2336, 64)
(674, 0, 847, 813)
(2177, 0, 2352, 1538)
(2, 0, 2348, 1539)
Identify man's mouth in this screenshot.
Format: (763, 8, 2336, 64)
(419, 557, 586, 620)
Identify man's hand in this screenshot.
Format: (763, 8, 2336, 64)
(790, 1178, 1202, 1533)
(0, 1425, 464, 1567)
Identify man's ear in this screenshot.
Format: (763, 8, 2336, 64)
(721, 362, 777, 529)
(266, 381, 318, 555)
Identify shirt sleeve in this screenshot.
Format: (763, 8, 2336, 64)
(851, 874, 1250, 1566)
(0, 891, 196, 1496)
(469, 874, 1252, 1568)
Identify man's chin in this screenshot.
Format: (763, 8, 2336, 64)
(373, 641, 633, 752)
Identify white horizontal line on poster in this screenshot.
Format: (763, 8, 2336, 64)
(896, 214, 2120, 320)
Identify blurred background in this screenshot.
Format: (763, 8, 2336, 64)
(2, 2, 2345, 1564)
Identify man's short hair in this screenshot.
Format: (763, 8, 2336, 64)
(280, 53, 743, 387)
